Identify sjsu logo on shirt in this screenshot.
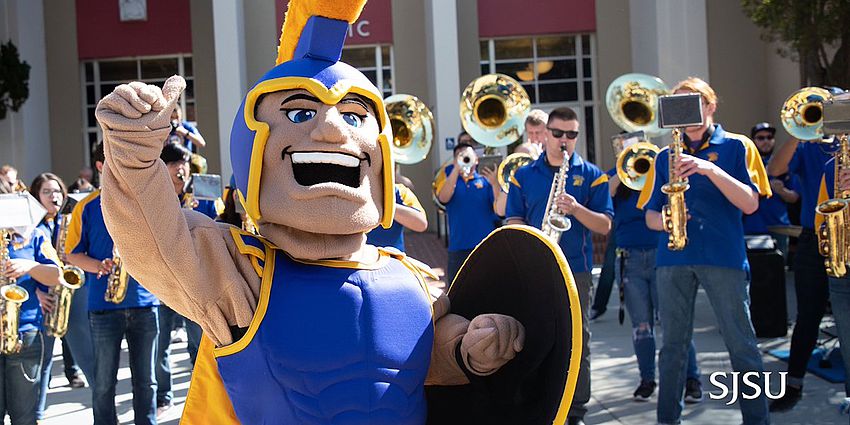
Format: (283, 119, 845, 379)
(474, 181, 484, 189)
(707, 152, 719, 162)
(572, 176, 584, 186)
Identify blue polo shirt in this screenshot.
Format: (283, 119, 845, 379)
(367, 184, 424, 252)
(65, 190, 159, 312)
(506, 152, 612, 273)
(743, 155, 791, 234)
(815, 157, 844, 231)
(607, 169, 658, 249)
(7, 229, 61, 333)
(181, 193, 222, 219)
(788, 140, 840, 229)
(638, 125, 771, 270)
(436, 165, 499, 252)
(167, 121, 199, 152)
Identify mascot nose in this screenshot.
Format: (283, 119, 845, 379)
(309, 108, 348, 145)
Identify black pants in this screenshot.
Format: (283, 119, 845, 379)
(787, 229, 829, 381)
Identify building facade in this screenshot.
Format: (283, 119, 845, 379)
(1, 0, 798, 228)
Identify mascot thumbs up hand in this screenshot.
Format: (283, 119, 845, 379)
(96, 76, 186, 137)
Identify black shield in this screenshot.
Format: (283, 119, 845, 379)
(426, 225, 582, 425)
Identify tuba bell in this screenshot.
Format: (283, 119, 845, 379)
(460, 74, 531, 147)
(616, 140, 660, 191)
(606, 73, 671, 138)
(385, 94, 434, 165)
(780, 87, 833, 142)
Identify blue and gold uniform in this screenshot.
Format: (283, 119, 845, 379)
(184, 230, 434, 425)
(606, 169, 657, 249)
(366, 184, 424, 252)
(792, 140, 841, 229)
(506, 152, 612, 273)
(743, 155, 792, 234)
(435, 165, 500, 253)
(65, 190, 159, 311)
(638, 125, 771, 270)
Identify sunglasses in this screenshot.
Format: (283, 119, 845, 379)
(754, 135, 774, 141)
(548, 128, 579, 139)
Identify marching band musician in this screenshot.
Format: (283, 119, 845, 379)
(514, 109, 549, 158)
(64, 143, 160, 425)
(607, 168, 701, 402)
(817, 155, 850, 408)
(436, 142, 501, 284)
(766, 107, 842, 413)
(638, 77, 771, 425)
(365, 183, 428, 253)
(0, 226, 63, 425)
(505, 106, 613, 425)
(29, 173, 93, 424)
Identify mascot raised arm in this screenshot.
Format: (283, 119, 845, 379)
(95, 0, 581, 423)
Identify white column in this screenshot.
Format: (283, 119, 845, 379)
(629, 0, 709, 85)
(0, 0, 51, 182)
(211, 0, 247, 182)
(425, 0, 462, 168)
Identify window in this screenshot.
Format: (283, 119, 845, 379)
(480, 34, 599, 163)
(81, 54, 194, 164)
(341, 45, 394, 98)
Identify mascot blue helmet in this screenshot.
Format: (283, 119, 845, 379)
(230, 0, 394, 229)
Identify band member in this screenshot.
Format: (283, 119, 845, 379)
(817, 156, 850, 408)
(515, 109, 548, 158)
(366, 183, 428, 252)
(639, 77, 771, 425)
(766, 120, 842, 412)
(167, 104, 206, 152)
(505, 106, 613, 425)
(608, 170, 701, 402)
(93, 0, 527, 422)
(65, 142, 160, 425)
(436, 142, 501, 284)
(744, 122, 799, 257)
(29, 173, 93, 423)
(1, 225, 63, 424)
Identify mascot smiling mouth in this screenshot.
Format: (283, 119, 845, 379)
(282, 146, 371, 188)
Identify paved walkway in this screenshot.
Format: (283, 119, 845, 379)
(38, 231, 849, 424)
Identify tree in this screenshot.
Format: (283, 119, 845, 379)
(0, 40, 30, 120)
(741, 0, 850, 88)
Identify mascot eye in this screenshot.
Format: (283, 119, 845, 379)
(285, 109, 316, 123)
(341, 112, 364, 128)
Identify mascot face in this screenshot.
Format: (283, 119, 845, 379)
(254, 89, 384, 235)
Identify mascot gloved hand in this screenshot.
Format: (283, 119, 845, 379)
(93, 1, 551, 424)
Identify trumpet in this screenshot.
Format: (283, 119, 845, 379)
(0, 229, 30, 355)
(541, 145, 572, 243)
(661, 129, 689, 250)
(816, 133, 850, 277)
(44, 212, 84, 338)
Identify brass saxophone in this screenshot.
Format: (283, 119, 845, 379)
(44, 214, 85, 338)
(541, 145, 573, 244)
(104, 245, 128, 304)
(661, 129, 690, 250)
(816, 134, 850, 278)
(0, 229, 30, 355)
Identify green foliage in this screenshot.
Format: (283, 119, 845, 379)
(0, 40, 30, 120)
(741, 0, 850, 87)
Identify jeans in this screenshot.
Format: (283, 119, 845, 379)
(90, 307, 159, 425)
(0, 330, 43, 425)
(828, 277, 850, 396)
(570, 271, 593, 419)
(446, 249, 472, 286)
(62, 338, 79, 378)
(656, 266, 769, 425)
(787, 230, 829, 385)
(592, 236, 617, 313)
(156, 304, 202, 405)
(616, 248, 699, 382)
(37, 284, 95, 420)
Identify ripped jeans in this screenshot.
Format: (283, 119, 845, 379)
(616, 247, 699, 382)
